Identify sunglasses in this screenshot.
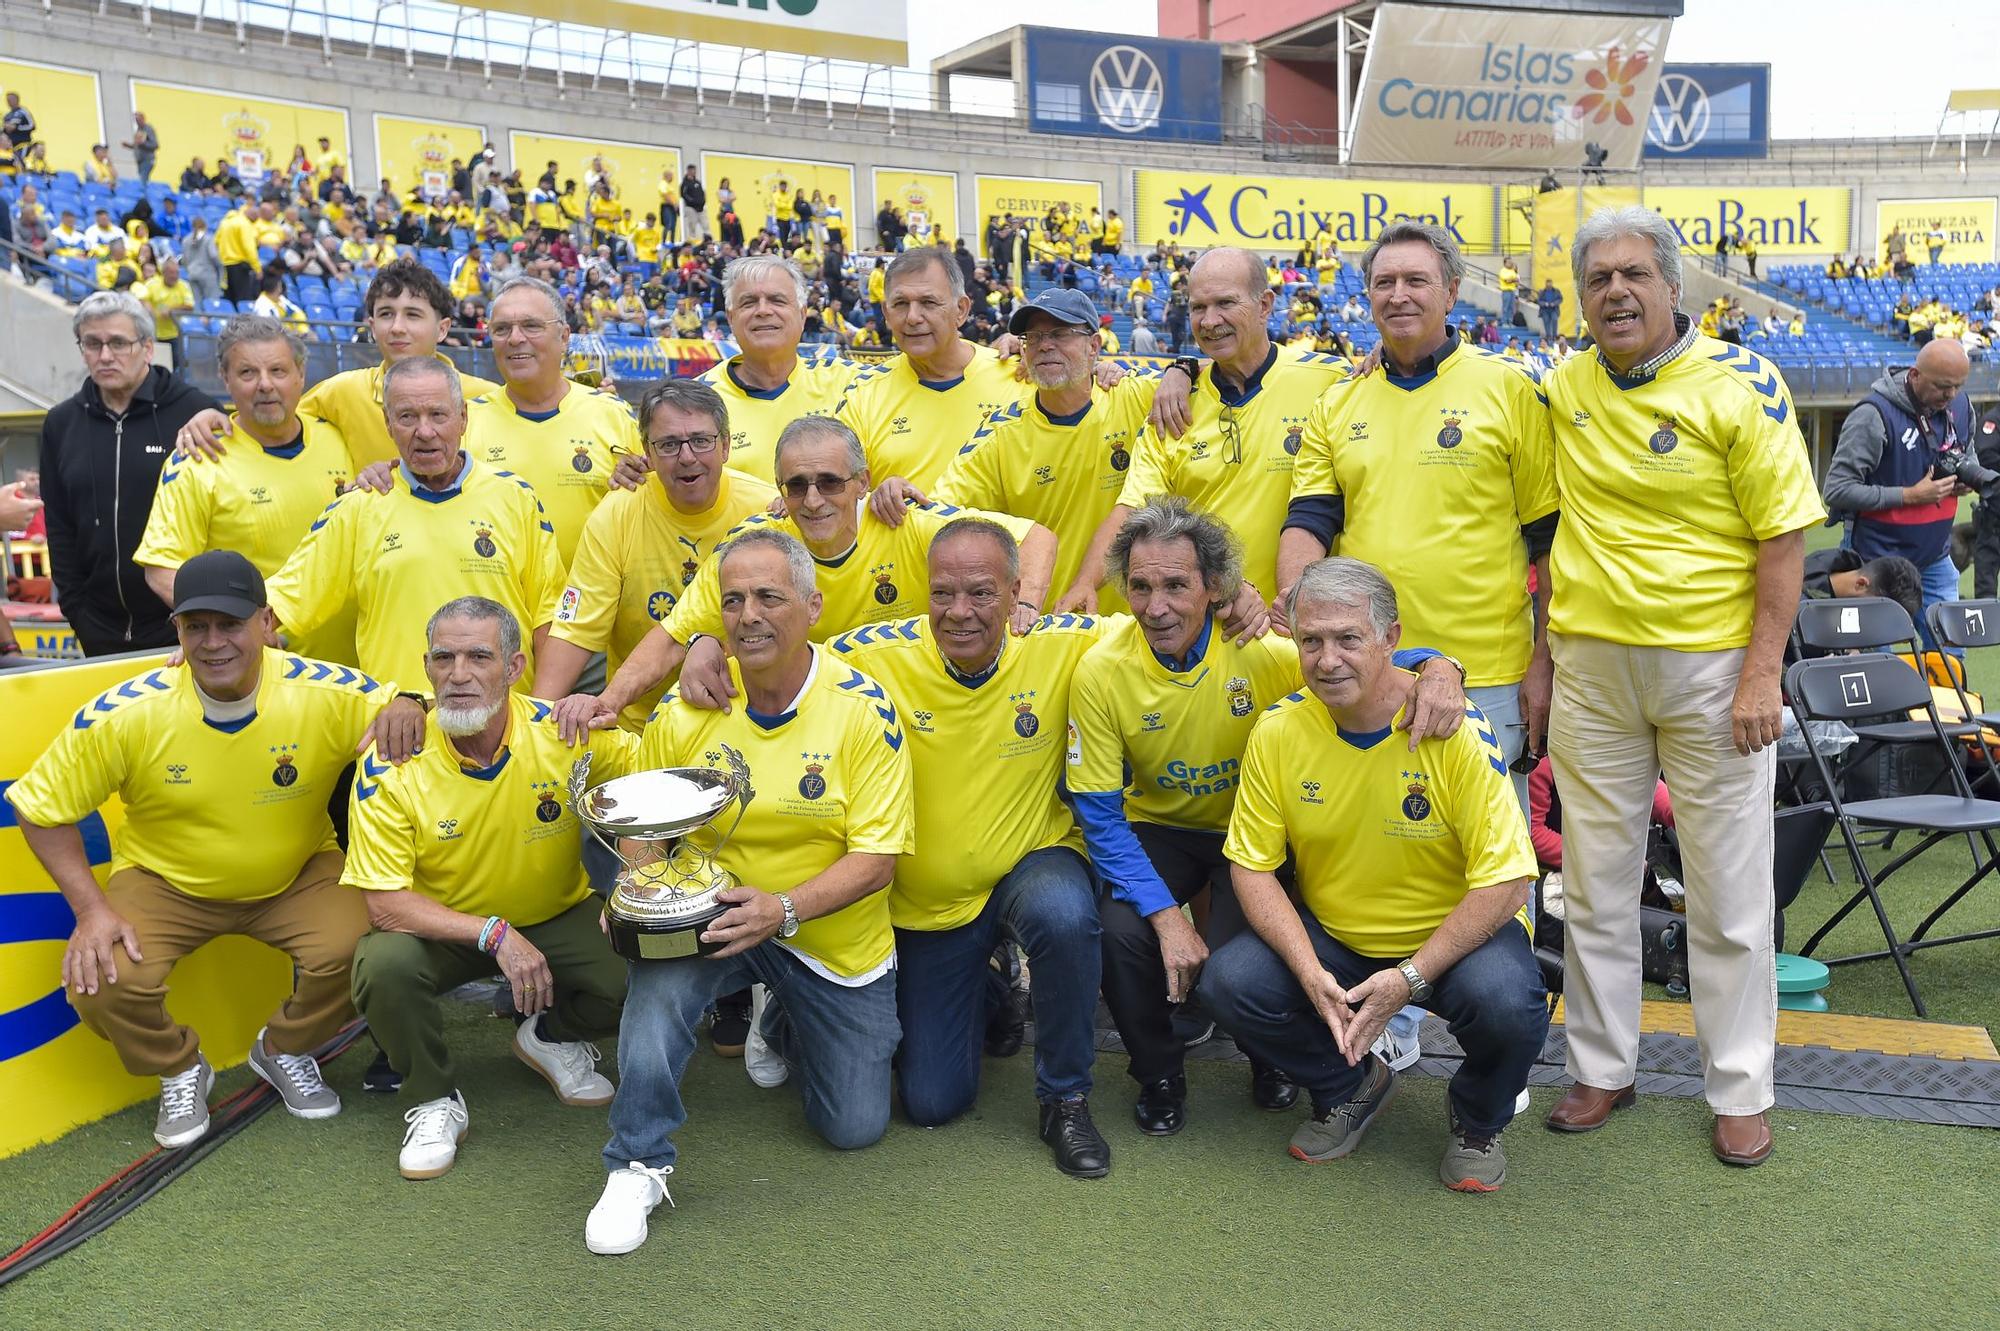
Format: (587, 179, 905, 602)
(782, 472, 854, 500)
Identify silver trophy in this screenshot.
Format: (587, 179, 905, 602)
(569, 745, 755, 962)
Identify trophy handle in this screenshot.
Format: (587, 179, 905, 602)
(711, 742, 756, 859)
(567, 751, 623, 859)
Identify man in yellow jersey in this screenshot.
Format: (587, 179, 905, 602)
(6, 552, 423, 1149)
(136, 254, 195, 368)
(588, 529, 913, 1256)
(828, 520, 1110, 1178)
(554, 416, 1052, 736)
(215, 194, 260, 304)
(1540, 207, 1819, 1169)
(1279, 222, 1559, 802)
(535, 379, 775, 730)
(1206, 557, 1544, 1192)
(834, 248, 1030, 489)
(266, 358, 565, 691)
(1064, 247, 1349, 612)
(695, 255, 855, 482)
(867, 288, 1156, 616)
(1068, 498, 1461, 1135)
(346, 598, 637, 1180)
(1498, 254, 1521, 328)
(136, 317, 357, 663)
(175, 259, 502, 469)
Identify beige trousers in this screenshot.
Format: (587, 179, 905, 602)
(1548, 632, 1777, 1114)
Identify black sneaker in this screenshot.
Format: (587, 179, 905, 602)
(1039, 1097, 1111, 1179)
(709, 988, 752, 1058)
(362, 1047, 403, 1094)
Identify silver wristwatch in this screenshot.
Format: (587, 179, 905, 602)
(1396, 958, 1433, 1003)
(777, 892, 800, 939)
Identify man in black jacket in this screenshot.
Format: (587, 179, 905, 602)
(40, 291, 218, 656)
(1975, 405, 2000, 598)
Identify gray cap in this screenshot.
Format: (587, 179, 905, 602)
(1008, 287, 1102, 336)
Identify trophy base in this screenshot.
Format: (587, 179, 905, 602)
(604, 898, 733, 962)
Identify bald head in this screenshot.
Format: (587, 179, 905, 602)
(1190, 247, 1266, 301)
(1909, 338, 1970, 413)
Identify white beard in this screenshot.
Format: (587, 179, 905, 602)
(436, 698, 505, 736)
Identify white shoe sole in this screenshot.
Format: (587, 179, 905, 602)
(154, 1061, 215, 1148)
(745, 1057, 788, 1089)
(586, 1221, 650, 1256)
(514, 1040, 615, 1106)
(400, 1123, 469, 1180)
(249, 1056, 343, 1120)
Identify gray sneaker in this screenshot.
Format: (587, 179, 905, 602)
(248, 1026, 342, 1120)
(1441, 1120, 1508, 1192)
(155, 1053, 215, 1148)
(1288, 1055, 1398, 1162)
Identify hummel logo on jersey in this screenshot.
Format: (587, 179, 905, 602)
(1573, 410, 1592, 427)
(891, 415, 912, 435)
(384, 532, 403, 552)
(1141, 711, 1165, 732)
(1349, 421, 1370, 440)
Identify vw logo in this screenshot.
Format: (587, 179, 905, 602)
(1647, 73, 1711, 153)
(1090, 45, 1164, 135)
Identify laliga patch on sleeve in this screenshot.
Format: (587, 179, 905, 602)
(555, 586, 581, 623)
(1839, 607, 1860, 634)
(1065, 719, 1082, 766)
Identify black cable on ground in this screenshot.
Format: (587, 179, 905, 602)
(0, 1021, 370, 1289)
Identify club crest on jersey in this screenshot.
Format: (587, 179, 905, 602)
(1226, 677, 1254, 718)
(1648, 418, 1680, 455)
(870, 563, 898, 605)
(472, 523, 498, 558)
(1300, 779, 1324, 805)
(1437, 414, 1464, 449)
(533, 779, 563, 823)
(270, 743, 300, 787)
(648, 590, 674, 621)
(798, 753, 828, 800)
(1284, 424, 1304, 456)
(677, 536, 700, 586)
(571, 444, 594, 474)
(1012, 691, 1040, 737)
(1401, 770, 1432, 822)
(1110, 441, 1131, 472)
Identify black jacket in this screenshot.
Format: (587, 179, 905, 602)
(39, 366, 216, 654)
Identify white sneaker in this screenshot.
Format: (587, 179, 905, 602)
(399, 1092, 469, 1179)
(586, 1161, 675, 1255)
(744, 984, 789, 1089)
(515, 1013, 615, 1106)
(155, 1055, 215, 1148)
(1514, 1088, 1533, 1118)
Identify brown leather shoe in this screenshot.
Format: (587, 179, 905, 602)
(1712, 1112, 1773, 1166)
(1544, 1082, 1636, 1133)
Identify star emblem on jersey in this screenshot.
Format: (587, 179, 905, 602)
(1648, 417, 1680, 455)
(1437, 413, 1464, 449)
(471, 523, 498, 558)
(647, 590, 674, 621)
(571, 444, 594, 474)
(1401, 770, 1432, 822)
(1300, 779, 1324, 805)
(532, 778, 563, 823)
(798, 753, 829, 800)
(1011, 691, 1040, 737)
(870, 563, 898, 605)
(269, 742, 300, 787)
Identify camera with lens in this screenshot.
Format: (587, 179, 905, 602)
(1932, 436, 2000, 500)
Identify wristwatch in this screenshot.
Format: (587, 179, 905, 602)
(776, 892, 800, 939)
(1395, 958, 1433, 1003)
(1168, 355, 1202, 382)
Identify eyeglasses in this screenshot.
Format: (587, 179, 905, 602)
(1218, 403, 1243, 465)
(782, 472, 854, 500)
(647, 432, 720, 458)
(79, 336, 141, 356)
(1021, 327, 1090, 347)
(488, 319, 558, 341)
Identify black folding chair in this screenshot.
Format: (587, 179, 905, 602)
(1772, 802, 1837, 954)
(1793, 597, 1978, 748)
(1786, 652, 2000, 1015)
(1925, 598, 2000, 744)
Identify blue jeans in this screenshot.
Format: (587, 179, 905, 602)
(603, 942, 900, 1172)
(1919, 548, 1963, 656)
(1198, 903, 1549, 1135)
(1500, 291, 1517, 327)
(894, 846, 1099, 1124)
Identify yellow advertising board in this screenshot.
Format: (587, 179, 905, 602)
(510, 131, 679, 219)
(446, 0, 904, 65)
(0, 654, 294, 1157)
(701, 152, 855, 239)
(973, 175, 1105, 256)
(375, 113, 487, 196)
(1132, 169, 1498, 254)
(1531, 185, 1642, 340)
(872, 167, 959, 245)
(1644, 186, 1852, 256)
(1875, 197, 1997, 265)
(0, 59, 103, 181)
(130, 80, 348, 184)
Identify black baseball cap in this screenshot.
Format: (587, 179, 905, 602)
(172, 550, 267, 619)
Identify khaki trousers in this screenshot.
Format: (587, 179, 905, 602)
(1548, 633, 1777, 1114)
(70, 850, 368, 1077)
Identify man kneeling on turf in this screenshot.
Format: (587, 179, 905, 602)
(344, 597, 637, 1179)
(1200, 558, 1549, 1192)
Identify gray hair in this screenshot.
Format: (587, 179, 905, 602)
(1286, 557, 1398, 641)
(774, 415, 866, 485)
(1572, 205, 1683, 295)
(216, 315, 305, 375)
(1109, 495, 1243, 604)
(640, 378, 730, 447)
(73, 291, 152, 345)
(884, 247, 965, 304)
(1361, 220, 1466, 287)
(381, 355, 464, 415)
(719, 526, 817, 600)
(723, 254, 809, 310)
(930, 516, 1020, 581)
(489, 273, 566, 322)
(1190, 246, 1267, 299)
(427, 595, 522, 658)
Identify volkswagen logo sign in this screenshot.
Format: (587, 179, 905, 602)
(1090, 45, 1164, 135)
(1647, 72, 1712, 154)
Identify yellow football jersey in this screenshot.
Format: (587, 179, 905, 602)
(297, 356, 504, 468)
(932, 377, 1160, 617)
(827, 613, 1097, 930)
(834, 346, 1030, 489)
(1545, 334, 1823, 650)
(662, 502, 1035, 647)
(550, 468, 777, 730)
(1225, 684, 1537, 958)
(695, 349, 855, 485)
(1117, 347, 1350, 600)
(464, 385, 640, 565)
(1067, 615, 1303, 833)
(343, 695, 640, 925)
(266, 460, 565, 692)
(5, 650, 389, 901)
(1292, 342, 1557, 687)
(636, 650, 915, 978)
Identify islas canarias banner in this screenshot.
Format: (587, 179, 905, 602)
(1132, 170, 1499, 253)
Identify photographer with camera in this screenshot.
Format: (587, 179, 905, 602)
(1823, 340, 1983, 653)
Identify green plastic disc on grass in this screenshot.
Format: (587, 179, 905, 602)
(1775, 953, 1831, 995)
